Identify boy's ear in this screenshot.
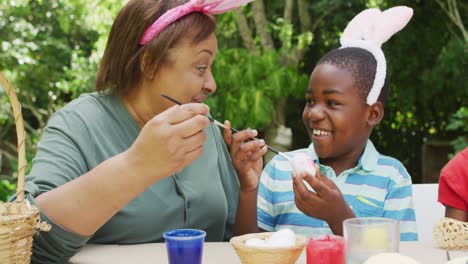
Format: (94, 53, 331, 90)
(367, 101, 384, 126)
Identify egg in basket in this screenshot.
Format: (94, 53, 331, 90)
(230, 229, 306, 264)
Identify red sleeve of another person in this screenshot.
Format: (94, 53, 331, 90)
(438, 147, 468, 212)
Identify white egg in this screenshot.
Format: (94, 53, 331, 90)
(267, 239, 296, 248)
(364, 253, 420, 264)
(290, 153, 316, 192)
(245, 238, 267, 247)
(291, 153, 316, 177)
(272, 229, 296, 239)
(266, 229, 296, 248)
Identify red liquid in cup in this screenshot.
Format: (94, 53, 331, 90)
(306, 235, 345, 264)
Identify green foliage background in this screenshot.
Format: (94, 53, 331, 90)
(209, 49, 309, 129)
(446, 107, 468, 156)
(0, 0, 121, 200)
(0, 0, 467, 201)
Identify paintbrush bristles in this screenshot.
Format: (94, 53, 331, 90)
(160, 94, 289, 159)
(213, 120, 228, 129)
(278, 152, 291, 161)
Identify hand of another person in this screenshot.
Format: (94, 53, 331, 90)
(223, 120, 267, 193)
(126, 103, 210, 181)
(445, 206, 468, 222)
(292, 165, 355, 234)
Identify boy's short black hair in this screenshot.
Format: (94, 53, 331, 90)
(317, 47, 390, 106)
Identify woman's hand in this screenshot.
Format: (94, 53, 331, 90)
(126, 103, 210, 182)
(35, 103, 210, 238)
(292, 165, 355, 235)
(223, 120, 267, 193)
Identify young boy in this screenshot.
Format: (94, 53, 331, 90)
(438, 147, 468, 222)
(257, 7, 418, 241)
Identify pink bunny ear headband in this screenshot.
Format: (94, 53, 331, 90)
(340, 6, 413, 105)
(140, 0, 254, 45)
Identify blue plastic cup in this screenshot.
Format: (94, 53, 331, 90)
(163, 229, 206, 264)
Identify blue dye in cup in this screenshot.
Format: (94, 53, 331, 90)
(163, 229, 206, 264)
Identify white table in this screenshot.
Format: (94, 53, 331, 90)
(68, 241, 465, 264)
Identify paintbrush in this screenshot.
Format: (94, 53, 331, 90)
(161, 94, 290, 160)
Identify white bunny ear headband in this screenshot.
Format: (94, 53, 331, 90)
(339, 6, 413, 105)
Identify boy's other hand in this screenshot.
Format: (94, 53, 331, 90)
(292, 164, 355, 235)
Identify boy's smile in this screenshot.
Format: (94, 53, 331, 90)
(303, 63, 373, 170)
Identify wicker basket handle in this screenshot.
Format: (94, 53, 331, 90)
(0, 72, 26, 202)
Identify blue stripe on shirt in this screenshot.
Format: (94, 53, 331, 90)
(258, 182, 273, 201)
(276, 213, 323, 227)
(258, 208, 275, 227)
(345, 173, 389, 190)
(272, 191, 294, 204)
(386, 185, 412, 199)
(383, 209, 417, 221)
(377, 157, 410, 179)
(259, 184, 295, 204)
(270, 170, 293, 181)
(401, 232, 418, 241)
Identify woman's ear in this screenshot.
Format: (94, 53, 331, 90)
(140, 52, 156, 80)
(367, 101, 384, 127)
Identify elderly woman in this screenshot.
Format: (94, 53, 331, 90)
(23, 0, 266, 262)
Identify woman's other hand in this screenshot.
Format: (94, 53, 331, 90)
(222, 120, 267, 193)
(292, 165, 355, 235)
(126, 103, 210, 181)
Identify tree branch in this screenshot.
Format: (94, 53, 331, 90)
(252, 0, 275, 50)
(0, 149, 16, 163)
(436, 0, 468, 42)
(284, 0, 294, 25)
(297, 0, 312, 33)
(310, 3, 341, 33)
(0, 141, 18, 162)
(288, 2, 342, 66)
(233, 9, 259, 55)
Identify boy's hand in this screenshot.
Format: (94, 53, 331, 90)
(223, 120, 267, 193)
(292, 165, 355, 235)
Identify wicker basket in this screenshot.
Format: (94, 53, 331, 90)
(0, 73, 50, 263)
(230, 232, 306, 264)
(433, 217, 468, 250)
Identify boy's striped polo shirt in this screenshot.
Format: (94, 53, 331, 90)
(257, 140, 418, 241)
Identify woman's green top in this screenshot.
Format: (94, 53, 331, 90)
(22, 92, 239, 263)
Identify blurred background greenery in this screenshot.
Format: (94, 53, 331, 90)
(0, 0, 466, 201)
